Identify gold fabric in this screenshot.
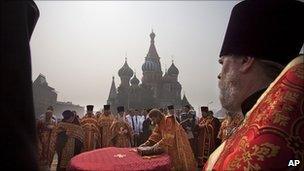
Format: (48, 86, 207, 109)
(148, 116, 197, 171)
(218, 113, 244, 142)
(36, 119, 57, 169)
(110, 119, 133, 147)
(197, 115, 220, 166)
(205, 56, 304, 170)
(80, 114, 101, 151)
(98, 114, 115, 147)
(56, 122, 85, 170)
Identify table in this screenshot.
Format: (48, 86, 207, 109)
(68, 147, 171, 171)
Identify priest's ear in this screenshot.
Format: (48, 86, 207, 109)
(239, 56, 255, 73)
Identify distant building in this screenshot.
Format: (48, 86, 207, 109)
(32, 74, 84, 119)
(32, 74, 57, 118)
(107, 31, 191, 112)
(54, 101, 85, 119)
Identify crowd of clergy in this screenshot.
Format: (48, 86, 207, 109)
(36, 103, 234, 170)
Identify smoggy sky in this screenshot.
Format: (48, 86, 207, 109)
(30, 1, 239, 113)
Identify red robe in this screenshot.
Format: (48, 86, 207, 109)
(98, 114, 115, 147)
(110, 118, 133, 147)
(205, 56, 304, 170)
(36, 117, 57, 169)
(80, 114, 101, 151)
(217, 113, 244, 142)
(197, 115, 220, 167)
(147, 115, 197, 171)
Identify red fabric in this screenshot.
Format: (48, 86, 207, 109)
(204, 58, 304, 170)
(68, 147, 171, 171)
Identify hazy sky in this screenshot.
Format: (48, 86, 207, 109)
(31, 1, 239, 112)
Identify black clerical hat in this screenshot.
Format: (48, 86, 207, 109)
(86, 105, 94, 111)
(220, 0, 304, 66)
(201, 106, 208, 112)
(104, 104, 110, 110)
(117, 106, 124, 113)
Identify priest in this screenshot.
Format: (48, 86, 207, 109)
(98, 104, 115, 147)
(205, 0, 304, 170)
(80, 105, 101, 151)
(56, 110, 84, 171)
(36, 106, 57, 170)
(196, 107, 220, 168)
(110, 106, 133, 147)
(139, 109, 196, 170)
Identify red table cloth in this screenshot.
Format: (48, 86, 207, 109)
(68, 147, 171, 171)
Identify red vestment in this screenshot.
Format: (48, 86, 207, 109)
(218, 113, 244, 142)
(148, 115, 197, 171)
(197, 115, 220, 167)
(205, 56, 304, 170)
(110, 118, 133, 147)
(80, 114, 101, 151)
(36, 117, 57, 169)
(98, 114, 115, 147)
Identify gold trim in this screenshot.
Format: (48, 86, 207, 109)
(205, 55, 303, 170)
(244, 55, 303, 122)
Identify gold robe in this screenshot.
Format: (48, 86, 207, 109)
(98, 114, 115, 147)
(148, 115, 197, 171)
(80, 114, 101, 151)
(110, 118, 133, 147)
(55, 122, 85, 171)
(36, 118, 57, 169)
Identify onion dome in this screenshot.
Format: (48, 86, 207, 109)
(130, 73, 140, 85)
(118, 58, 133, 78)
(167, 61, 179, 75)
(142, 60, 159, 72)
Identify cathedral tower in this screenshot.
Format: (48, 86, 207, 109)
(142, 31, 163, 97)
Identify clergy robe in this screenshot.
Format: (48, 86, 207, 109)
(36, 115, 57, 170)
(80, 114, 101, 151)
(205, 56, 304, 170)
(2, 1, 39, 170)
(110, 118, 133, 147)
(218, 113, 244, 142)
(146, 115, 197, 171)
(55, 121, 84, 171)
(196, 115, 220, 167)
(98, 114, 115, 147)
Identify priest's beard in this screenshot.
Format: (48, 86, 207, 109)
(219, 69, 242, 113)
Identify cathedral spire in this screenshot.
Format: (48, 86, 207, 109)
(107, 76, 117, 101)
(181, 93, 191, 107)
(147, 31, 159, 59)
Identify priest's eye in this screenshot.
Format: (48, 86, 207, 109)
(218, 59, 223, 65)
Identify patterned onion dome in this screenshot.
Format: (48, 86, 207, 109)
(118, 60, 133, 78)
(142, 60, 159, 72)
(130, 74, 140, 85)
(167, 62, 179, 75)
